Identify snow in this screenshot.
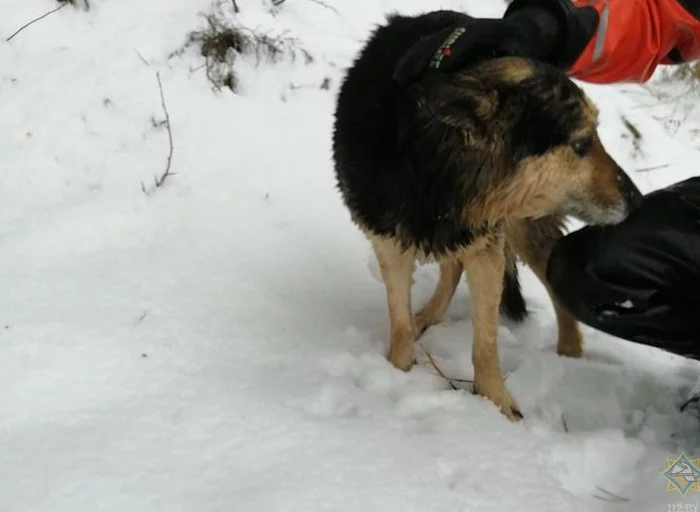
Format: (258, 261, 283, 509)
(1, 0, 700, 510)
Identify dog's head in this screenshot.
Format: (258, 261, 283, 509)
(418, 57, 643, 225)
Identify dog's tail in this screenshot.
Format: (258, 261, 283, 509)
(500, 260, 528, 323)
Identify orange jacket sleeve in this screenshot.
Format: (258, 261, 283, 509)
(569, 0, 700, 83)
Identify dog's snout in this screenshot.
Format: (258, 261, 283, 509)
(616, 166, 643, 210)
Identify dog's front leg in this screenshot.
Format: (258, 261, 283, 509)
(461, 234, 522, 421)
(506, 218, 583, 359)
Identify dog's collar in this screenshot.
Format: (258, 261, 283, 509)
(428, 27, 466, 69)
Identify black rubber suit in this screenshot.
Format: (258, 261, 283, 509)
(546, 177, 700, 358)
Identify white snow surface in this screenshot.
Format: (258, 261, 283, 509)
(2, 0, 700, 510)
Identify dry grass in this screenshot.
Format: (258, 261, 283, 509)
(662, 62, 700, 83)
(633, 62, 700, 141)
(170, 3, 313, 93)
(620, 115, 644, 159)
(58, 0, 90, 11)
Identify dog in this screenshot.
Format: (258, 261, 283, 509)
(331, 11, 643, 420)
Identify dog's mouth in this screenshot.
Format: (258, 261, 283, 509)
(563, 199, 629, 226)
(564, 170, 643, 226)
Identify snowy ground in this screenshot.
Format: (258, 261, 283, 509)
(2, 0, 700, 510)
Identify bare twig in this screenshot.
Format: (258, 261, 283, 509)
(561, 414, 569, 432)
(418, 343, 458, 390)
(59, 0, 91, 10)
(154, 71, 174, 188)
(444, 377, 474, 384)
(134, 310, 149, 326)
(142, 72, 175, 194)
(134, 49, 150, 67)
(635, 163, 669, 173)
(6, 4, 67, 42)
(231, 0, 240, 13)
(204, 55, 223, 92)
(307, 0, 340, 14)
(680, 394, 700, 412)
(593, 486, 630, 502)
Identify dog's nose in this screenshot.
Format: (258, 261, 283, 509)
(617, 166, 643, 210)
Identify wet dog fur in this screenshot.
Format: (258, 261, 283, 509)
(331, 11, 643, 420)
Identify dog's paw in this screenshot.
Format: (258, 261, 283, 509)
(388, 343, 415, 372)
(474, 377, 522, 421)
(557, 341, 583, 359)
(556, 327, 584, 359)
(388, 326, 416, 371)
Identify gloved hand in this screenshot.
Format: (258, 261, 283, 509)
(546, 176, 700, 359)
(393, 0, 598, 87)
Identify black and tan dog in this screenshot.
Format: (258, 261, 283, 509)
(331, 11, 643, 420)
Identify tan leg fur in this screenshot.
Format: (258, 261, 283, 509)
(414, 261, 462, 336)
(370, 236, 417, 371)
(506, 217, 584, 358)
(460, 234, 522, 421)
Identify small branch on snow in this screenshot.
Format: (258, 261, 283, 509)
(5, 3, 67, 42)
(142, 72, 175, 194)
(231, 0, 240, 13)
(154, 72, 175, 188)
(204, 55, 223, 93)
(134, 49, 151, 67)
(444, 376, 474, 384)
(680, 394, 700, 412)
(635, 163, 670, 173)
(307, 0, 340, 14)
(58, 0, 91, 11)
(134, 309, 149, 326)
(419, 342, 459, 391)
(593, 486, 630, 503)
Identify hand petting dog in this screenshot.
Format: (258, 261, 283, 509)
(393, 1, 598, 86)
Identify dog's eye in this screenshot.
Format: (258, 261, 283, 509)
(571, 137, 593, 157)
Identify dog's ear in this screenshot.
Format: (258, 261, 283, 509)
(503, 82, 575, 164)
(420, 79, 499, 131)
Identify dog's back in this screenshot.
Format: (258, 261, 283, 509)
(333, 11, 481, 252)
(332, 10, 469, 182)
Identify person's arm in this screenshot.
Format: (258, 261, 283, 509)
(507, 0, 700, 83)
(545, 176, 700, 355)
(393, 0, 700, 86)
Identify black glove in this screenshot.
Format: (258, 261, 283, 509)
(393, 0, 598, 87)
(546, 177, 700, 359)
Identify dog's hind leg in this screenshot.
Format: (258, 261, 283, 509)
(414, 260, 462, 337)
(460, 234, 522, 421)
(370, 235, 417, 371)
(506, 217, 584, 358)
(500, 245, 528, 322)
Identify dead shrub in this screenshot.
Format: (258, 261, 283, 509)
(58, 0, 90, 11)
(171, 4, 313, 93)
